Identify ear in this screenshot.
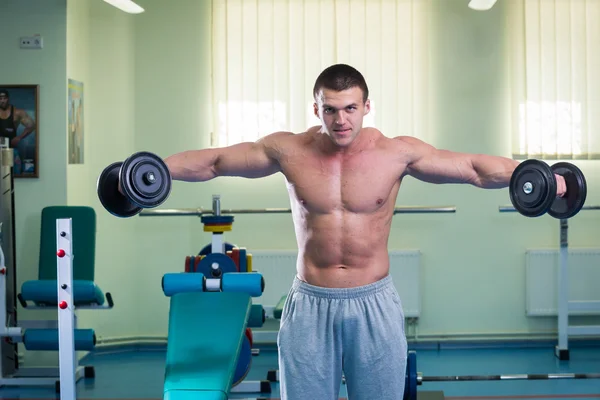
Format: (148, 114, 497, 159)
(313, 102, 319, 118)
(363, 99, 371, 115)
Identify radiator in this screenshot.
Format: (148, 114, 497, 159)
(249, 250, 421, 318)
(526, 249, 600, 316)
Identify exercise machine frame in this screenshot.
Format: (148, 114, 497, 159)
(499, 205, 600, 359)
(0, 218, 83, 399)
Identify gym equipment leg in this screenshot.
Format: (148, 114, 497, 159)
(0, 219, 97, 399)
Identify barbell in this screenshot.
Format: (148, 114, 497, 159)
(138, 206, 457, 216)
(403, 351, 600, 400)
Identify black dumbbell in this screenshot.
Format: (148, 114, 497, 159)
(97, 151, 172, 218)
(509, 159, 586, 219)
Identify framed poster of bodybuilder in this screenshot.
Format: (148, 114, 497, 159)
(0, 85, 39, 178)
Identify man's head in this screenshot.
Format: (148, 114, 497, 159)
(0, 90, 9, 110)
(312, 64, 370, 148)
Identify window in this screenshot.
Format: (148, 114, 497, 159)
(508, 0, 600, 159)
(210, 0, 430, 147)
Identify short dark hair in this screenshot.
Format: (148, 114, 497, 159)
(313, 64, 369, 103)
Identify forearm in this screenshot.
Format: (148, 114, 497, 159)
(18, 127, 34, 139)
(471, 154, 520, 189)
(10, 128, 34, 148)
(164, 149, 220, 182)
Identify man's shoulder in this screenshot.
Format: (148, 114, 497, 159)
(371, 133, 435, 166)
(387, 134, 430, 151)
(13, 107, 29, 119)
(367, 129, 413, 150)
(261, 130, 303, 146)
(262, 128, 315, 146)
(257, 130, 311, 162)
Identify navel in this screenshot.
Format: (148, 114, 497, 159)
(376, 198, 383, 205)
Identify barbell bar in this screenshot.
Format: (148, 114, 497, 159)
(417, 372, 600, 383)
(404, 351, 600, 400)
(139, 206, 457, 217)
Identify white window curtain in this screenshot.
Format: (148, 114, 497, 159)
(508, 0, 600, 160)
(210, 0, 431, 147)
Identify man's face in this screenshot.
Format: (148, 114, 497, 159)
(313, 86, 370, 148)
(0, 95, 8, 110)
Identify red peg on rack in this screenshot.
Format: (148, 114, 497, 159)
(57, 249, 65, 258)
(59, 301, 68, 309)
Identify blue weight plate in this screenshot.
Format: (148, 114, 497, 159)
(196, 253, 237, 278)
(200, 215, 235, 225)
(198, 242, 235, 256)
(232, 335, 252, 387)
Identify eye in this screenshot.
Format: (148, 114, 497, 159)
(324, 107, 334, 114)
(346, 106, 356, 112)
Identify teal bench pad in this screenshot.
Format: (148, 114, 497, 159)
(20, 280, 105, 306)
(164, 291, 252, 400)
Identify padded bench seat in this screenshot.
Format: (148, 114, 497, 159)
(20, 280, 106, 306)
(164, 291, 252, 400)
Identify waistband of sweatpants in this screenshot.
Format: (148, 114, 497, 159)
(291, 274, 394, 299)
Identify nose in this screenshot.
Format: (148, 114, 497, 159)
(335, 111, 347, 125)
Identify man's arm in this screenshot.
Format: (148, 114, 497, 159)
(164, 131, 290, 182)
(398, 136, 519, 189)
(12, 109, 36, 146)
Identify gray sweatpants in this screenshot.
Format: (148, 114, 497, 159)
(277, 274, 408, 400)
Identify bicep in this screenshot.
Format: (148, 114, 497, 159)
(400, 137, 477, 185)
(214, 139, 280, 179)
(17, 110, 35, 128)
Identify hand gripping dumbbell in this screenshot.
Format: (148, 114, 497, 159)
(97, 151, 172, 218)
(509, 159, 587, 219)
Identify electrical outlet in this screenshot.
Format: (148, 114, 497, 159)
(19, 36, 43, 49)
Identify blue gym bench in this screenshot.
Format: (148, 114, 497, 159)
(162, 267, 268, 399)
(160, 196, 271, 400)
(0, 206, 113, 395)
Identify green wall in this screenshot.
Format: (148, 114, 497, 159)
(0, 0, 68, 356)
(66, 0, 140, 342)
(1, 0, 598, 353)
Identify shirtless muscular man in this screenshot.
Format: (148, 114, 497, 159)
(158, 64, 568, 399)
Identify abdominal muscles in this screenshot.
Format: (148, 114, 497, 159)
(293, 197, 397, 288)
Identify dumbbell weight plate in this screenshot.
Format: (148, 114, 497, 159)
(97, 162, 142, 218)
(548, 162, 587, 219)
(509, 160, 556, 217)
(119, 152, 172, 208)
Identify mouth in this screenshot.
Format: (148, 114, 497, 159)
(333, 128, 351, 135)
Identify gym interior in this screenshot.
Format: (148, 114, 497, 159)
(1, 0, 600, 399)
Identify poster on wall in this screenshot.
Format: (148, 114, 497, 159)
(68, 79, 84, 165)
(0, 84, 39, 178)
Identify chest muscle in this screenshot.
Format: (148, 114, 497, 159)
(283, 150, 401, 214)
